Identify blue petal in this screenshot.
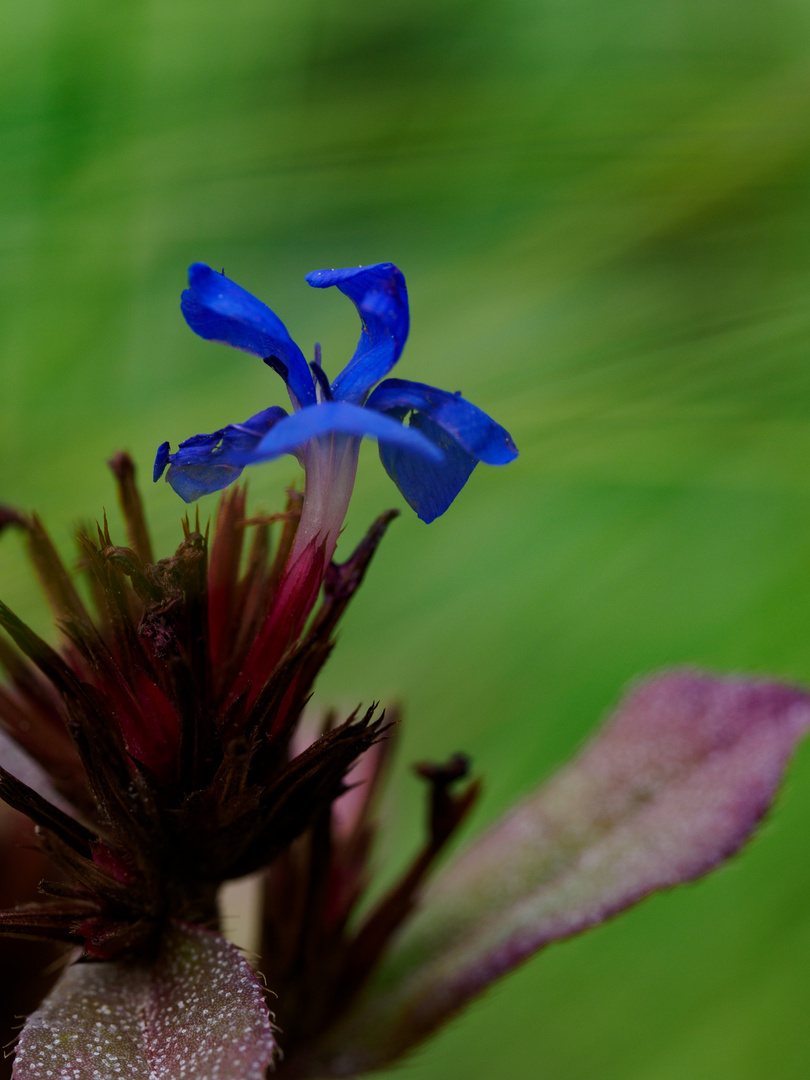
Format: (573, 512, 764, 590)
(378, 411, 480, 523)
(182, 264, 316, 408)
(153, 441, 170, 482)
(155, 406, 287, 503)
(244, 401, 443, 463)
(305, 264, 409, 404)
(366, 378, 518, 465)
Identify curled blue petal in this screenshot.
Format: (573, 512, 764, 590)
(182, 264, 316, 407)
(379, 411, 480, 523)
(155, 406, 287, 503)
(366, 378, 518, 465)
(244, 401, 443, 464)
(306, 264, 409, 404)
(366, 379, 518, 521)
(153, 441, 171, 482)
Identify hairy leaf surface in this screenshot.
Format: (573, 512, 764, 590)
(13, 923, 274, 1079)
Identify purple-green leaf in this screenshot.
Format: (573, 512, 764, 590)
(13, 922, 275, 1079)
(301, 670, 810, 1077)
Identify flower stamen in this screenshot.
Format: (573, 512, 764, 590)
(310, 361, 333, 402)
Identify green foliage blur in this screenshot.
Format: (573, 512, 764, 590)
(2, 0, 810, 1076)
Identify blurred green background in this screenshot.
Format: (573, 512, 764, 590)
(3, 0, 810, 1076)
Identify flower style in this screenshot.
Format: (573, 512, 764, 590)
(155, 262, 518, 563)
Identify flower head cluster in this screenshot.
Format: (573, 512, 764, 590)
(0, 263, 807, 1080)
(0, 455, 483, 1078)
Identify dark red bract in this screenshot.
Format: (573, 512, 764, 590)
(0, 455, 476, 1075)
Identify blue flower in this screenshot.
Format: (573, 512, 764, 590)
(155, 262, 517, 533)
